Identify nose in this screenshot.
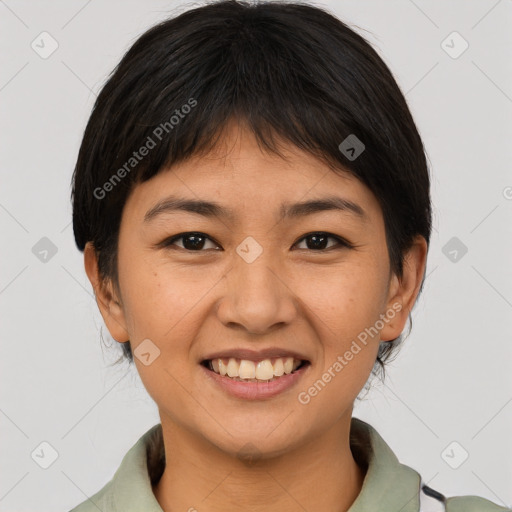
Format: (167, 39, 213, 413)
(216, 249, 298, 336)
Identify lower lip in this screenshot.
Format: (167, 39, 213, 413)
(200, 363, 310, 400)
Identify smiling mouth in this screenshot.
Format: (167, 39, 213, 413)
(201, 357, 310, 382)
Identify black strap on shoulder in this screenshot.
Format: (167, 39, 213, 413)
(422, 484, 447, 503)
(419, 483, 447, 511)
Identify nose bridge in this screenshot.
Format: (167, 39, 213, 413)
(218, 236, 296, 334)
(236, 244, 280, 297)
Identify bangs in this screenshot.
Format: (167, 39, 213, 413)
(102, 12, 379, 190)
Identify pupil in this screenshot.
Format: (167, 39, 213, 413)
(308, 234, 327, 250)
(184, 234, 204, 250)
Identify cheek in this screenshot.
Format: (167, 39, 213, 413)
(292, 264, 385, 422)
(117, 246, 198, 341)
(298, 259, 388, 344)
(295, 258, 388, 399)
(117, 257, 202, 415)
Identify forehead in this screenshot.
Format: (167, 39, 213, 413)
(123, 121, 382, 225)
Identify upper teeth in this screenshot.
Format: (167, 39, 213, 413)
(210, 357, 302, 381)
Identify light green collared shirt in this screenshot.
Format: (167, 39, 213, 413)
(69, 418, 510, 512)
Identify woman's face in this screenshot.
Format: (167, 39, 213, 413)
(87, 121, 426, 459)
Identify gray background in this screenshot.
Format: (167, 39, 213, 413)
(1, 0, 511, 510)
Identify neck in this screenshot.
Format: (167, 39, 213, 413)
(153, 414, 365, 512)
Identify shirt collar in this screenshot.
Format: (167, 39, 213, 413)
(112, 417, 422, 512)
(348, 417, 422, 511)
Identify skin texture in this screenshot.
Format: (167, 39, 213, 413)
(84, 119, 428, 512)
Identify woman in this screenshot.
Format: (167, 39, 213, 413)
(69, 1, 509, 510)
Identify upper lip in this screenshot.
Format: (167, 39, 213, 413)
(202, 348, 310, 363)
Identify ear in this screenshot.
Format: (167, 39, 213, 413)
(380, 235, 428, 342)
(84, 242, 129, 343)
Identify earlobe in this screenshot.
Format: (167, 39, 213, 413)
(83, 242, 130, 343)
(380, 236, 428, 342)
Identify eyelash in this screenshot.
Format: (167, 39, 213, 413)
(159, 231, 354, 252)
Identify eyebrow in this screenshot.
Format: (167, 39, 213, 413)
(143, 194, 368, 223)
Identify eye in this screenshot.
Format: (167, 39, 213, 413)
(161, 232, 220, 251)
(160, 231, 352, 252)
(294, 232, 352, 251)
